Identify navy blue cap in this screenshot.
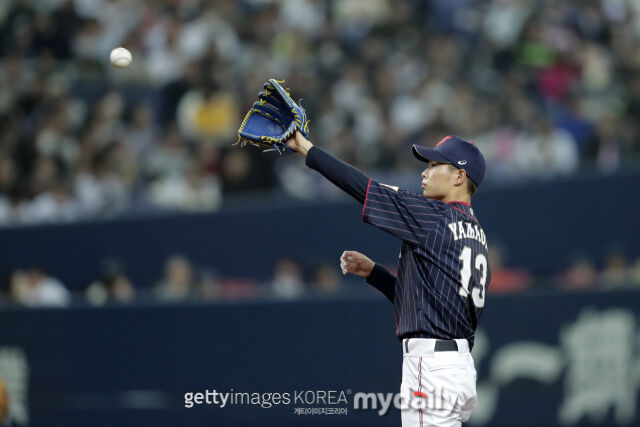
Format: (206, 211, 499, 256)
(412, 135, 486, 187)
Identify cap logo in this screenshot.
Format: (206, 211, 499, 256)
(458, 160, 467, 165)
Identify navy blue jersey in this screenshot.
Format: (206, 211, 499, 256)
(362, 180, 491, 349)
(304, 146, 490, 349)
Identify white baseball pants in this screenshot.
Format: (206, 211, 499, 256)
(400, 338, 477, 427)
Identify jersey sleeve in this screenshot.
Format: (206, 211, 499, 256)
(365, 264, 396, 303)
(305, 146, 369, 204)
(362, 180, 441, 245)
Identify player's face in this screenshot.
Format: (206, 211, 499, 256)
(421, 161, 458, 200)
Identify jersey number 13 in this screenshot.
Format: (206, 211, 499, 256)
(458, 246, 487, 308)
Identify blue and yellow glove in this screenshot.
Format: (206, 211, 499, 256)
(236, 79, 310, 154)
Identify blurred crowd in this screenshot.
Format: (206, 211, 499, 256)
(3, 253, 358, 307)
(3, 244, 640, 308)
(0, 0, 639, 226)
(486, 243, 640, 293)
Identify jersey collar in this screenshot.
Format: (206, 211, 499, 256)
(447, 201, 476, 220)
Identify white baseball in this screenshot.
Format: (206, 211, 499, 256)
(109, 47, 132, 69)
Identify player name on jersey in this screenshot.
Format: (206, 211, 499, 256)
(447, 221, 487, 249)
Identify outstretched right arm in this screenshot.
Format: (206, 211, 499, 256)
(341, 250, 396, 303)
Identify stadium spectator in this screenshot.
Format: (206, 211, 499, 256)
(600, 247, 629, 289)
(195, 267, 224, 301)
(557, 255, 599, 291)
(9, 267, 71, 307)
(270, 258, 305, 300)
(154, 255, 196, 302)
(85, 257, 135, 305)
(148, 163, 222, 212)
(311, 262, 342, 296)
(486, 243, 532, 293)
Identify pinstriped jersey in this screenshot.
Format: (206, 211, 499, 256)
(362, 180, 491, 350)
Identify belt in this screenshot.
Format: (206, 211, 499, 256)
(434, 340, 459, 352)
(403, 338, 459, 353)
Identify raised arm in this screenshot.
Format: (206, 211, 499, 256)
(286, 131, 369, 203)
(288, 131, 438, 246)
(340, 250, 396, 303)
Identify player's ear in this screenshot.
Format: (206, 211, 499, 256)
(456, 168, 467, 186)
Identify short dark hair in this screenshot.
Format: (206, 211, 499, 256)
(447, 164, 477, 196)
(467, 179, 477, 196)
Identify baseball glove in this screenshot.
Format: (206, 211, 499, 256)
(235, 79, 310, 154)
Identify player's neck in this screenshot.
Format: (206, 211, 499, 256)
(442, 192, 471, 204)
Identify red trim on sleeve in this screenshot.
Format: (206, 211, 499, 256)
(362, 178, 372, 221)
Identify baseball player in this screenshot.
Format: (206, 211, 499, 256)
(285, 131, 489, 427)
